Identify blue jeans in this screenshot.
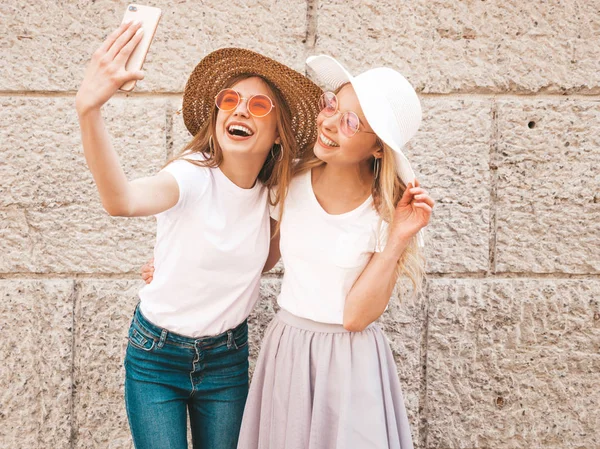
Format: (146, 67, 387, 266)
(124, 303, 249, 449)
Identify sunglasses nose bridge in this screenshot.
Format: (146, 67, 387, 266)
(232, 96, 251, 117)
(321, 109, 340, 131)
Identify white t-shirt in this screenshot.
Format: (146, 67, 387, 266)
(272, 170, 388, 324)
(138, 153, 270, 337)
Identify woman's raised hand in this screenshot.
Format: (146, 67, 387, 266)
(140, 257, 155, 285)
(75, 21, 145, 114)
(388, 179, 434, 244)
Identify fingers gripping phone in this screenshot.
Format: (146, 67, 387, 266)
(119, 4, 162, 92)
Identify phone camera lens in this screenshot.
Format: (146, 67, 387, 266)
(129, 6, 137, 11)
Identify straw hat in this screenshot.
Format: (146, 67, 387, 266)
(183, 48, 323, 151)
(306, 55, 426, 246)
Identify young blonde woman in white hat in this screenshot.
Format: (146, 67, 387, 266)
(76, 21, 321, 449)
(234, 55, 434, 449)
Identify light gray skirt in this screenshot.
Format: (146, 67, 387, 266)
(237, 308, 414, 449)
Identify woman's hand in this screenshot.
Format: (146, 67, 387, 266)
(140, 257, 155, 284)
(388, 179, 434, 247)
(75, 20, 145, 115)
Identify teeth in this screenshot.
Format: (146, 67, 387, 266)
(228, 125, 254, 136)
(320, 134, 339, 147)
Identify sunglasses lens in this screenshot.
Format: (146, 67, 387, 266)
(248, 95, 273, 117)
(319, 92, 337, 116)
(341, 112, 360, 136)
(215, 89, 239, 111)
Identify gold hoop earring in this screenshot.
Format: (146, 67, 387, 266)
(271, 144, 283, 162)
(374, 157, 381, 179)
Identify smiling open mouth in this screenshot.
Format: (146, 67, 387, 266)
(227, 125, 254, 137)
(319, 133, 339, 147)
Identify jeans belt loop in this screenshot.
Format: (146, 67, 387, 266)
(227, 330, 234, 349)
(158, 329, 167, 348)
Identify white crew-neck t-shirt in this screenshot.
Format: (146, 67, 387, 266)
(138, 153, 270, 337)
(272, 170, 388, 324)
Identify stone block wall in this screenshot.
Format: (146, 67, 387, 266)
(1, 1, 598, 448)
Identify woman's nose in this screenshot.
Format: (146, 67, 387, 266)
(321, 111, 339, 132)
(233, 98, 250, 117)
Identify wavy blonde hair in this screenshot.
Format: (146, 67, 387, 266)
(373, 142, 426, 296)
(166, 74, 298, 221)
(294, 138, 426, 297)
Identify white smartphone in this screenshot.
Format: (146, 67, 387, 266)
(119, 4, 162, 92)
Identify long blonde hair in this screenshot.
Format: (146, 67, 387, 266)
(374, 142, 426, 296)
(167, 74, 299, 222)
(294, 139, 426, 297)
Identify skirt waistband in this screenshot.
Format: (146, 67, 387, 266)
(275, 308, 375, 334)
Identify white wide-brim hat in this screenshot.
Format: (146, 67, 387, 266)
(306, 55, 425, 247)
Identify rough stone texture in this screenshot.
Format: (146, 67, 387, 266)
(407, 98, 492, 274)
(495, 99, 600, 274)
(169, 98, 190, 158)
(0, 96, 165, 274)
(64, 276, 424, 447)
(0, 97, 167, 207)
(0, 203, 156, 274)
(247, 277, 281, 376)
(72, 280, 140, 449)
(425, 278, 600, 449)
(1, 0, 309, 92)
(379, 282, 429, 446)
(0, 280, 74, 449)
(314, 0, 600, 94)
(0, 207, 31, 273)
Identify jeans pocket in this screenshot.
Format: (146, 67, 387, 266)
(128, 321, 156, 352)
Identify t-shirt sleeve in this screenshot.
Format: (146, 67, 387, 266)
(157, 156, 210, 216)
(374, 219, 390, 253)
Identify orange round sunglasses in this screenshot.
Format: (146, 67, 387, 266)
(215, 89, 275, 118)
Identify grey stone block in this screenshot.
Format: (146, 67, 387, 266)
(2, 1, 309, 92)
(406, 98, 492, 274)
(314, 0, 600, 94)
(0, 97, 167, 207)
(495, 99, 600, 274)
(70, 278, 281, 447)
(72, 279, 141, 449)
(169, 98, 191, 159)
(250, 276, 425, 446)
(379, 282, 428, 448)
(248, 277, 281, 375)
(0, 203, 156, 274)
(425, 278, 600, 448)
(0, 95, 172, 274)
(0, 280, 74, 448)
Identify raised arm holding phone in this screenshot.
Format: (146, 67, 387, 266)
(76, 6, 323, 448)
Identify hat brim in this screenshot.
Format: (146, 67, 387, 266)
(183, 48, 323, 152)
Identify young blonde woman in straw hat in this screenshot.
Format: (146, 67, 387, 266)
(75, 21, 321, 449)
(233, 55, 434, 449)
(143, 54, 433, 448)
